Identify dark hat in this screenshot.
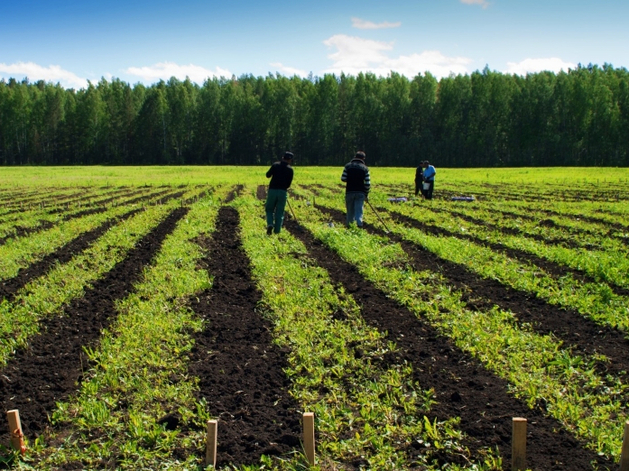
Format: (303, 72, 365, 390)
(283, 151, 294, 160)
(355, 151, 366, 160)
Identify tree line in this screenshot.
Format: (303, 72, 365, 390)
(1, 64, 628, 167)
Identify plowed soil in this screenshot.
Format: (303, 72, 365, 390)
(0, 208, 187, 441)
(0, 209, 141, 301)
(284, 206, 614, 470)
(187, 206, 302, 468)
(386, 206, 629, 298)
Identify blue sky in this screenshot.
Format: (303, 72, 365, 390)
(1, 0, 628, 89)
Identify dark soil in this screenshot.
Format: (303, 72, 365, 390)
(0, 208, 187, 441)
(0, 188, 173, 247)
(0, 208, 141, 301)
(0, 187, 159, 245)
(385, 206, 629, 299)
(322, 204, 629, 362)
(256, 185, 267, 201)
(429, 206, 585, 250)
(0, 221, 55, 246)
(465, 206, 629, 246)
(187, 206, 302, 468)
(224, 185, 243, 203)
(331, 203, 629, 376)
(0, 190, 187, 303)
(286, 208, 614, 470)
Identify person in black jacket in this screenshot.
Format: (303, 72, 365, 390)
(265, 151, 294, 235)
(341, 151, 370, 227)
(414, 164, 424, 197)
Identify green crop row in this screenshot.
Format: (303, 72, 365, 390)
(303, 187, 629, 334)
(20, 192, 224, 470)
(235, 191, 500, 470)
(0, 187, 186, 282)
(382, 198, 629, 289)
(0, 187, 204, 368)
(0, 186, 115, 218)
(290, 197, 628, 460)
(0, 187, 155, 241)
(430, 201, 627, 251)
(361, 201, 629, 333)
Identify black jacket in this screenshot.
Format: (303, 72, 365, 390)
(341, 159, 371, 194)
(266, 161, 294, 190)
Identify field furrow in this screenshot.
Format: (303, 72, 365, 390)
(0, 207, 141, 301)
(240, 192, 477, 470)
(188, 205, 302, 468)
(384, 207, 629, 298)
(0, 188, 187, 283)
(316, 203, 629, 380)
(0, 200, 189, 369)
(284, 206, 614, 469)
(0, 206, 187, 442)
(27, 195, 222, 470)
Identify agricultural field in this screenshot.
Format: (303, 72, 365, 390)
(1, 165, 629, 470)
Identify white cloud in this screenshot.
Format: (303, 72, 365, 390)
(505, 58, 576, 75)
(386, 51, 472, 78)
(351, 17, 401, 30)
(270, 62, 309, 77)
(461, 0, 490, 9)
(125, 62, 231, 84)
(323, 35, 393, 70)
(323, 35, 472, 78)
(0, 62, 88, 89)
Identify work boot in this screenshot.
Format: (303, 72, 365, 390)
(266, 225, 273, 235)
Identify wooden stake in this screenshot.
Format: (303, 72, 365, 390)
(205, 419, 218, 468)
(511, 417, 527, 471)
(7, 409, 26, 455)
(303, 412, 315, 466)
(620, 421, 629, 471)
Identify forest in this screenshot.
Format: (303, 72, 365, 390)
(0, 63, 628, 168)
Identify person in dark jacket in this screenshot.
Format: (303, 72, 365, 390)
(414, 164, 424, 197)
(265, 151, 294, 234)
(341, 151, 370, 227)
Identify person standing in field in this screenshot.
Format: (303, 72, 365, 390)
(421, 160, 436, 200)
(265, 151, 294, 235)
(414, 163, 424, 197)
(341, 151, 371, 227)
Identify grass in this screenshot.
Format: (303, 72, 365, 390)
(22, 191, 224, 470)
(291, 197, 629, 460)
(2, 166, 628, 469)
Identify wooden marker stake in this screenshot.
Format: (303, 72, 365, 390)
(205, 419, 218, 468)
(620, 421, 629, 471)
(303, 412, 315, 466)
(7, 409, 26, 455)
(511, 417, 527, 471)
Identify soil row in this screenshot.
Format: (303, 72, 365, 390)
(385, 206, 629, 299)
(0, 190, 187, 301)
(461, 205, 629, 243)
(324, 203, 629, 378)
(0, 188, 170, 247)
(0, 208, 141, 301)
(186, 206, 302, 467)
(0, 187, 107, 215)
(288, 207, 614, 470)
(442, 186, 629, 203)
(0, 207, 187, 440)
(426, 206, 589, 250)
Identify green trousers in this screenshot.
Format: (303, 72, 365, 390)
(265, 188, 288, 233)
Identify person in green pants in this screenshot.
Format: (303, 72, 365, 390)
(265, 151, 294, 234)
